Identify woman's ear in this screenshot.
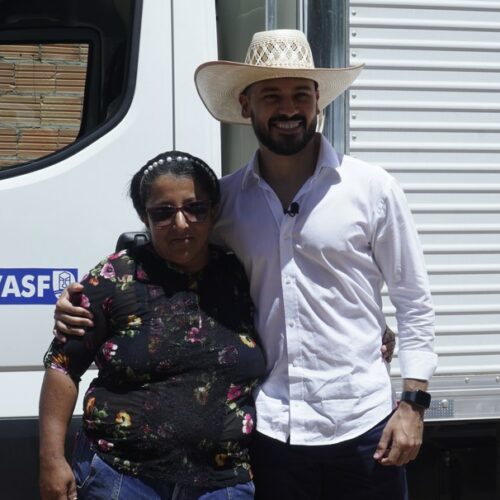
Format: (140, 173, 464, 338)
(141, 215, 150, 229)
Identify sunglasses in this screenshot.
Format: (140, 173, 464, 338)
(146, 201, 212, 227)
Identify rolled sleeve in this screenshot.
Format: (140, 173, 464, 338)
(398, 350, 438, 380)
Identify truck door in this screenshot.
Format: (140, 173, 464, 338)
(0, 1, 218, 497)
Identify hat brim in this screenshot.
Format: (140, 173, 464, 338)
(194, 60, 364, 125)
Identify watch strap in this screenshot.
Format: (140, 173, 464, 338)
(400, 390, 431, 410)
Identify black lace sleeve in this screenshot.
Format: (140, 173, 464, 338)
(43, 253, 123, 383)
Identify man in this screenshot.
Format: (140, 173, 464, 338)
(196, 29, 436, 499)
(55, 29, 436, 499)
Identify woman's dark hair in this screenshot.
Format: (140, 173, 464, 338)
(129, 150, 220, 218)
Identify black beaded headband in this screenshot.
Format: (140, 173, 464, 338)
(139, 153, 219, 196)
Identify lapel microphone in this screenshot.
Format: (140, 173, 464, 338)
(284, 202, 300, 217)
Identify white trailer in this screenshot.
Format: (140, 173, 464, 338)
(349, 0, 500, 423)
(349, 2, 500, 496)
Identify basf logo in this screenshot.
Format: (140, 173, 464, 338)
(0, 269, 78, 305)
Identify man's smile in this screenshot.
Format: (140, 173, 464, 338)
(270, 117, 306, 133)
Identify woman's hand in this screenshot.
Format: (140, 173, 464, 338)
(39, 456, 77, 500)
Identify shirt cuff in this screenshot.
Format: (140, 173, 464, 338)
(398, 350, 438, 381)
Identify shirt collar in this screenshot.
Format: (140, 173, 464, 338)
(240, 134, 343, 191)
(132, 243, 188, 285)
(241, 150, 261, 190)
(313, 134, 343, 176)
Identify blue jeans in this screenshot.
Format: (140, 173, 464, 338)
(72, 431, 255, 500)
(250, 414, 408, 500)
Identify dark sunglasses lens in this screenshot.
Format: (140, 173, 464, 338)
(148, 207, 176, 223)
(183, 202, 211, 221)
(147, 202, 210, 226)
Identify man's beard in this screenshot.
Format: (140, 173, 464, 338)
(251, 114, 317, 156)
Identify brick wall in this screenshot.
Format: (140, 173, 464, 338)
(0, 43, 87, 170)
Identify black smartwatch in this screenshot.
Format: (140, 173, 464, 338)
(400, 390, 431, 410)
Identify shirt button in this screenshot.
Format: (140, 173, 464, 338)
(288, 321, 295, 328)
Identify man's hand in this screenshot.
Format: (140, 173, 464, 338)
(39, 456, 77, 500)
(374, 378, 428, 466)
(53, 282, 93, 341)
(373, 402, 424, 466)
(381, 325, 396, 362)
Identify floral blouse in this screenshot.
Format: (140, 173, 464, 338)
(44, 244, 266, 488)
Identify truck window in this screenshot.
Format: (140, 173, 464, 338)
(0, 42, 87, 168)
(0, 0, 139, 179)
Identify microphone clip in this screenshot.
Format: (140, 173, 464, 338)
(284, 202, 300, 217)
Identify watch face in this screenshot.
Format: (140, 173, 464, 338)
(416, 390, 431, 408)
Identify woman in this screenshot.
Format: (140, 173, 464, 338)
(39, 151, 266, 500)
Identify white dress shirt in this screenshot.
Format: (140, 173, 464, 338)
(212, 135, 437, 445)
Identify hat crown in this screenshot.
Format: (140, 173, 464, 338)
(244, 29, 315, 69)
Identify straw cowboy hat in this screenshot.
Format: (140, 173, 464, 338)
(195, 29, 364, 125)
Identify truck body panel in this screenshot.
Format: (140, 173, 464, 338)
(349, 0, 500, 421)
